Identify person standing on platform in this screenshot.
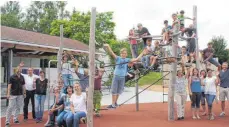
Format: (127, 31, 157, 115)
(128, 29, 138, 58)
(5, 66, 26, 126)
(137, 23, 151, 48)
(18, 62, 40, 121)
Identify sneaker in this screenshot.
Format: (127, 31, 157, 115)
(115, 103, 119, 107)
(44, 122, 55, 127)
(219, 112, 225, 117)
(24, 118, 28, 122)
(36, 118, 41, 123)
(14, 119, 20, 124)
(5, 121, 10, 127)
(210, 115, 214, 120)
(181, 116, 184, 120)
(95, 113, 101, 117)
(177, 117, 181, 120)
(107, 104, 116, 109)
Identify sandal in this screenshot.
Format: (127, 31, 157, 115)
(192, 116, 197, 119)
(202, 112, 207, 116)
(197, 116, 201, 119)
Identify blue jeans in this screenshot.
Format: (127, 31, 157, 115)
(205, 94, 215, 108)
(62, 74, 73, 87)
(35, 94, 46, 119)
(208, 58, 220, 67)
(73, 111, 86, 127)
(57, 110, 73, 127)
(130, 44, 138, 58)
(141, 55, 151, 69)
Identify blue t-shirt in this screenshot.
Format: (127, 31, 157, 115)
(114, 56, 130, 77)
(191, 77, 201, 92)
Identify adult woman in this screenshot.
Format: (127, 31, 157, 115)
(175, 70, 187, 120)
(200, 70, 207, 116)
(56, 86, 74, 127)
(188, 68, 202, 119)
(203, 69, 218, 120)
(35, 71, 48, 123)
(70, 83, 87, 127)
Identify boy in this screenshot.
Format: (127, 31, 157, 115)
(104, 44, 144, 109)
(149, 40, 162, 70)
(178, 10, 194, 32)
(202, 42, 221, 71)
(161, 20, 172, 44)
(94, 66, 105, 117)
(183, 24, 196, 63)
(141, 38, 155, 69)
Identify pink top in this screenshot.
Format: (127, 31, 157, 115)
(129, 33, 137, 45)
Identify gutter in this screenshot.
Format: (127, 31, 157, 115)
(1, 39, 106, 55)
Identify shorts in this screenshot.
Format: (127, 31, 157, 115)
(219, 87, 229, 101)
(111, 75, 126, 95)
(187, 38, 196, 53)
(207, 58, 221, 67)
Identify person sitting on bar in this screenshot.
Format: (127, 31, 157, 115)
(161, 20, 172, 44)
(149, 40, 162, 70)
(141, 38, 155, 69)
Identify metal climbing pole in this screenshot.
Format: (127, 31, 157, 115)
(193, 5, 200, 69)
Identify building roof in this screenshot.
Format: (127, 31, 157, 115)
(1, 26, 104, 55)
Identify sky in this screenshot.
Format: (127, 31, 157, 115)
(1, 0, 229, 49)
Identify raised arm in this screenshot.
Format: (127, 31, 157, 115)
(130, 49, 146, 62)
(104, 44, 117, 59)
(73, 59, 80, 74)
(188, 77, 192, 95)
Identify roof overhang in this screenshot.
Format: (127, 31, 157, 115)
(1, 39, 106, 55)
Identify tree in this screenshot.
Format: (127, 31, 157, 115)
(50, 11, 116, 47)
(1, 1, 24, 28)
(211, 36, 229, 64)
(22, 1, 69, 34)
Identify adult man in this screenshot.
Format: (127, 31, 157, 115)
(19, 62, 40, 121)
(218, 62, 229, 117)
(202, 42, 221, 71)
(5, 66, 26, 126)
(183, 24, 196, 63)
(137, 23, 151, 48)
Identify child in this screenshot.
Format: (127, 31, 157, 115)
(178, 10, 194, 32)
(161, 20, 172, 44)
(94, 67, 105, 117)
(141, 38, 155, 69)
(128, 29, 138, 58)
(149, 40, 161, 70)
(104, 44, 144, 109)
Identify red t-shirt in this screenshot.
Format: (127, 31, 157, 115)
(94, 75, 102, 90)
(129, 33, 137, 45)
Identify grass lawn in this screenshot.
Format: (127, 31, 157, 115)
(138, 72, 163, 86)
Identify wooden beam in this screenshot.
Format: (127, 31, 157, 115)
(14, 54, 52, 59)
(87, 7, 96, 127)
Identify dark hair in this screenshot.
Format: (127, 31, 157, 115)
(206, 68, 213, 72)
(200, 70, 206, 78)
(177, 70, 182, 76)
(146, 38, 152, 41)
(164, 20, 168, 24)
(64, 85, 74, 94)
(208, 42, 213, 45)
(182, 46, 186, 49)
(180, 10, 185, 14)
(40, 70, 45, 75)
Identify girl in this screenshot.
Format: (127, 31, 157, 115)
(56, 86, 74, 127)
(70, 83, 87, 127)
(128, 29, 138, 58)
(61, 55, 73, 90)
(200, 70, 207, 116)
(35, 71, 48, 123)
(188, 68, 202, 119)
(175, 70, 187, 120)
(203, 69, 218, 120)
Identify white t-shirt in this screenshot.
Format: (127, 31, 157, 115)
(204, 76, 217, 95)
(21, 74, 39, 91)
(146, 44, 155, 53)
(62, 62, 71, 74)
(70, 93, 87, 114)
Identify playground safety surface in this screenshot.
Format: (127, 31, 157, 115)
(1, 102, 228, 127)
